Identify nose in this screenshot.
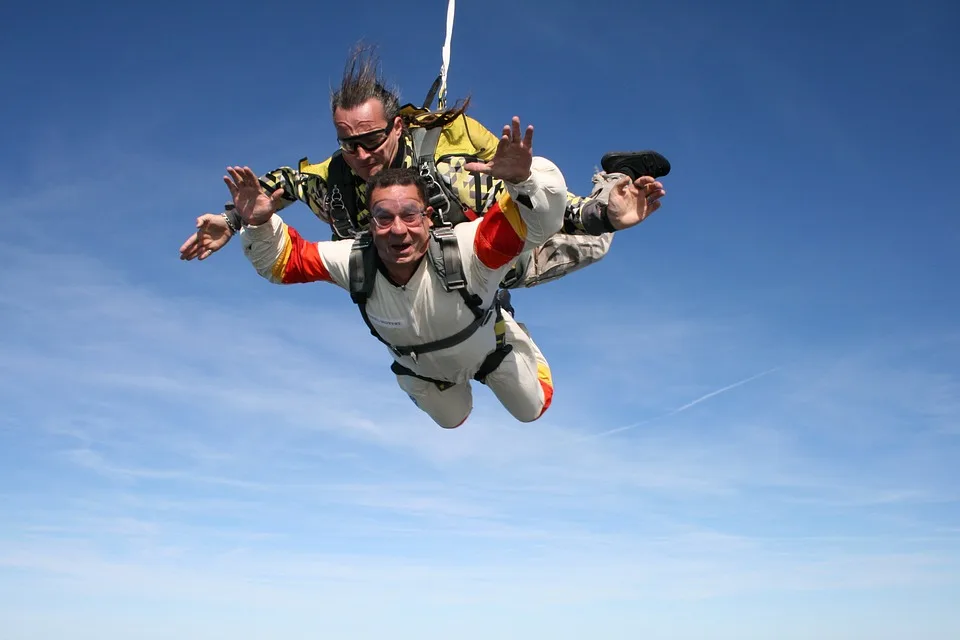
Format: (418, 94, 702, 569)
(354, 145, 372, 162)
(389, 214, 407, 233)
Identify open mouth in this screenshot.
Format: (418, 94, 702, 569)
(390, 242, 412, 252)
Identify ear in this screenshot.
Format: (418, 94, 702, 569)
(424, 206, 435, 228)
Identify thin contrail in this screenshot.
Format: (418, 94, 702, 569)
(587, 366, 781, 439)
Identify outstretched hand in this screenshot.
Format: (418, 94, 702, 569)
(606, 175, 667, 230)
(179, 213, 232, 261)
(224, 166, 284, 227)
(464, 116, 534, 184)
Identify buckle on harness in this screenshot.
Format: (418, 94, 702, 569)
(419, 163, 453, 226)
(353, 230, 373, 250)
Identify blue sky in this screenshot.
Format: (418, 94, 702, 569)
(1, 0, 959, 638)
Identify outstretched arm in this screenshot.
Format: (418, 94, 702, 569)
(240, 216, 343, 286)
(223, 164, 328, 228)
(563, 173, 667, 235)
(462, 115, 654, 237)
(461, 118, 567, 283)
(226, 166, 349, 287)
(178, 163, 331, 261)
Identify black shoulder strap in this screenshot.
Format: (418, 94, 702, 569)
(349, 233, 398, 350)
(327, 152, 360, 239)
(422, 75, 443, 110)
(426, 226, 464, 290)
(349, 231, 377, 306)
(427, 227, 484, 319)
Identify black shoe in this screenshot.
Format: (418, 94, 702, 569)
(601, 151, 671, 180)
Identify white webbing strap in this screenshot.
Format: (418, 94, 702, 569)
(438, 0, 456, 110)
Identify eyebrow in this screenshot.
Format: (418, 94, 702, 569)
(372, 204, 423, 213)
(339, 125, 390, 141)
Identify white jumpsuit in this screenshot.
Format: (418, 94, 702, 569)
(240, 156, 568, 428)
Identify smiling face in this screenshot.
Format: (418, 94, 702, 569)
(368, 183, 434, 278)
(333, 98, 403, 181)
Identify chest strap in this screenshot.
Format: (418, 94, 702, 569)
(348, 228, 490, 362)
(390, 299, 513, 388)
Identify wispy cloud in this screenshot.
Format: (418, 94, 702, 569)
(588, 366, 782, 438)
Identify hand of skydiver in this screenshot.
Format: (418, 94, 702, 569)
(179, 213, 233, 261)
(605, 175, 667, 230)
(223, 166, 285, 227)
(463, 116, 534, 184)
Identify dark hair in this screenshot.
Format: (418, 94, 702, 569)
(330, 44, 401, 124)
(366, 167, 428, 204)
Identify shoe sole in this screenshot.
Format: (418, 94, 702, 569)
(601, 151, 671, 179)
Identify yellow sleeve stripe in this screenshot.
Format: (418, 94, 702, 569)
(495, 190, 527, 240)
(271, 224, 294, 283)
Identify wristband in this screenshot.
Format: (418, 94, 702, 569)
(222, 210, 242, 233)
(599, 206, 618, 233)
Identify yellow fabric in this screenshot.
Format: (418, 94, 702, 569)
(270, 224, 293, 283)
(493, 187, 527, 240)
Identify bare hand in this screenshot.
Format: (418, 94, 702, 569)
(179, 213, 233, 261)
(606, 176, 667, 230)
(224, 166, 284, 227)
(463, 116, 534, 184)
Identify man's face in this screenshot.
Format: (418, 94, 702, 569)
(333, 98, 403, 181)
(369, 184, 433, 268)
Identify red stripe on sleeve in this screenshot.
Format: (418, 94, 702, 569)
(473, 202, 526, 269)
(281, 226, 332, 284)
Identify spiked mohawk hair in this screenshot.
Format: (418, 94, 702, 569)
(330, 44, 402, 123)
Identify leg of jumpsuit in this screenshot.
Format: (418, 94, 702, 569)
(481, 311, 555, 422)
(509, 171, 626, 288)
(395, 375, 474, 429)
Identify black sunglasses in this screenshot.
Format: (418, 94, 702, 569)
(337, 120, 396, 154)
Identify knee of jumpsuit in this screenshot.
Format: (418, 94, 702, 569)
(484, 317, 555, 422)
(395, 375, 473, 429)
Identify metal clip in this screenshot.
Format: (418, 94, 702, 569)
(420, 164, 452, 226)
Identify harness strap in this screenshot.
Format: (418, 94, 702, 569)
(390, 361, 458, 391)
(435, 227, 466, 290)
(349, 230, 491, 360)
(438, 0, 456, 110)
(427, 226, 484, 317)
(348, 232, 376, 304)
(411, 127, 468, 227)
(356, 279, 490, 359)
(389, 300, 513, 390)
(472, 302, 513, 384)
(387, 302, 493, 360)
(327, 152, 360, 239)
(422, 75, 443, 110)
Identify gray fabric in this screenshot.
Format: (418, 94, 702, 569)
(510, 232, 614, 288)
(500, 170, 625, 289)
(578, 170, 626, 235)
